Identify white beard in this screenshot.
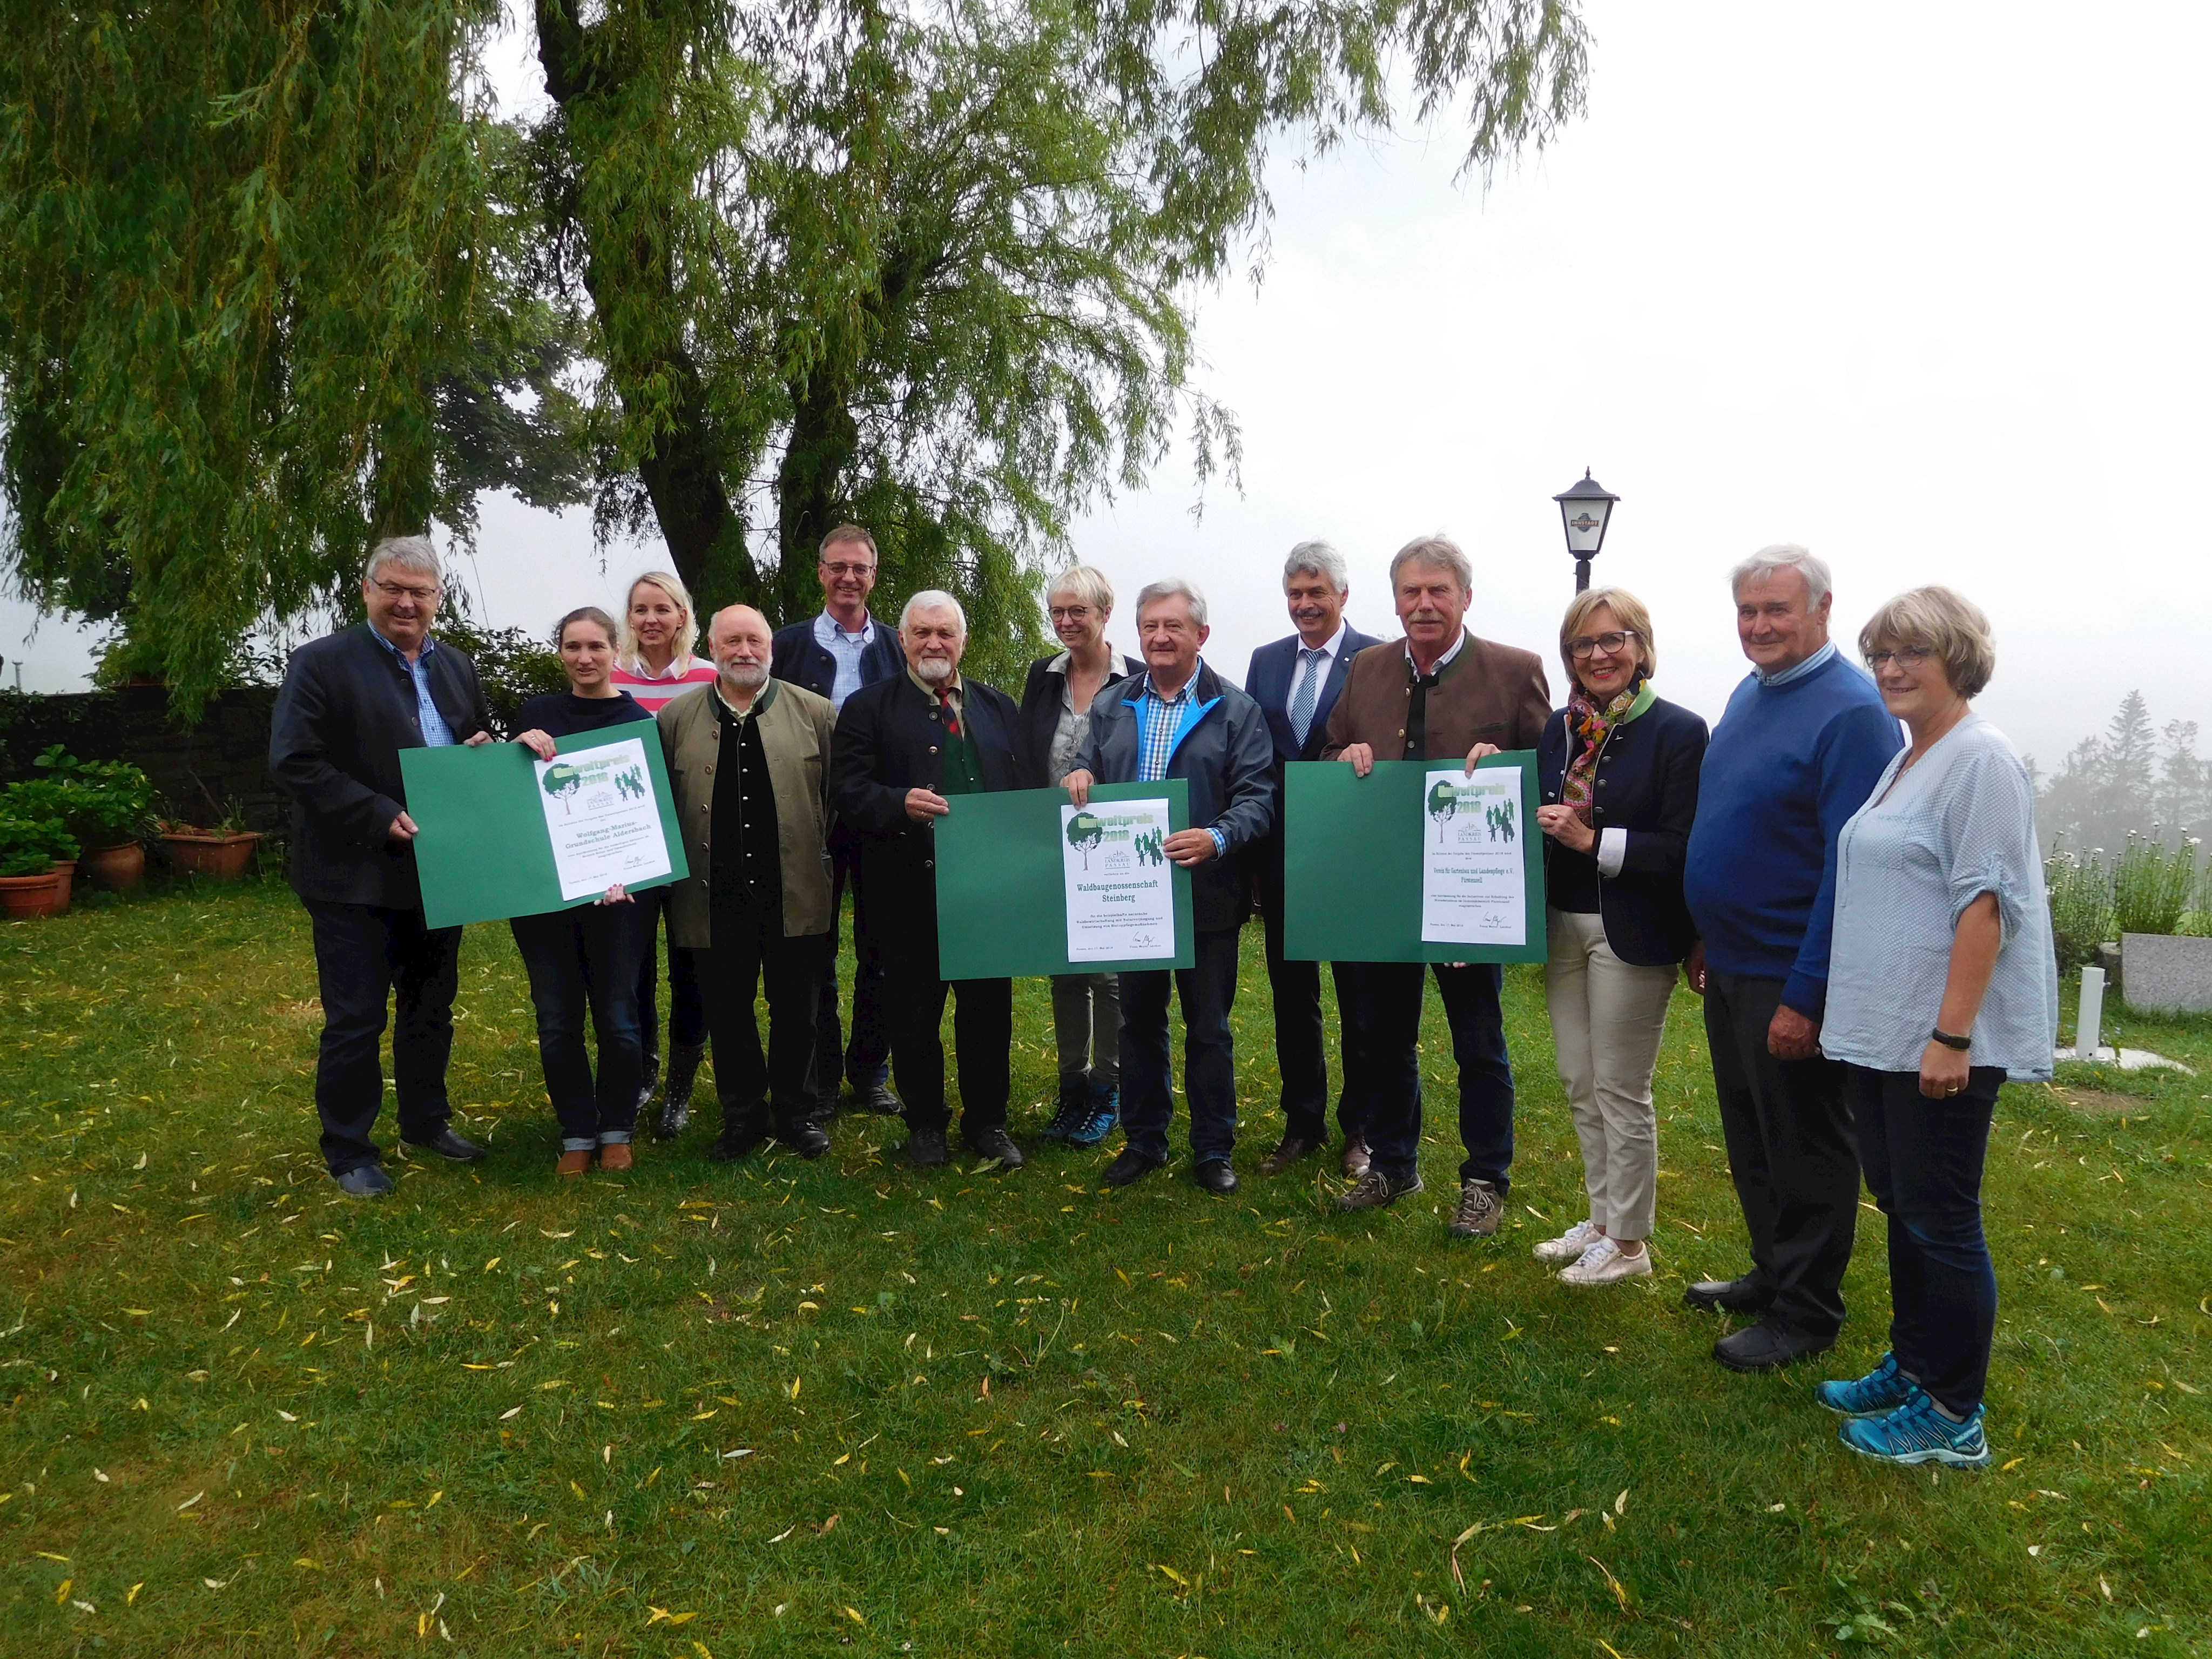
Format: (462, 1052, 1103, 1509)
(719, 662, 768, 690)
(914, 657, 955, 684)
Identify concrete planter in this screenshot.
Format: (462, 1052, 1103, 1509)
(2120, 933, 2212, 1015)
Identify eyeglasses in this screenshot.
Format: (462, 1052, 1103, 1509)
(1866, 647, 1933, 669)
(821, 561, 876, 581)
(1048, 605, 1096, 623)
(1567, 630, 1638, 660)
(370, 578, 439, 603)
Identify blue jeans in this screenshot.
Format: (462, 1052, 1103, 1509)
(1846, 1063, 2002, 1417)
(1117, 929, 1240, 1163)
(1358, 961, 1515, 1188)
(510, 904, 650, 1149)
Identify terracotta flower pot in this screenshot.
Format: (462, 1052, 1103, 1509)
(84, 842, 146, 892)
(161, 830, 262, 881)
(50, 859, 74, 915)
(0, 871, 65, 920)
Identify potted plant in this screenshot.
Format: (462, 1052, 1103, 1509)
(2115, 833, 2212, 1014)
(25, 748, 159, 892)
(159, 804, 262, 881)
(0, 812, 80, 920)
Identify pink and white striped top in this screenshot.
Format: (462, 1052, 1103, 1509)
(610, 658, 718, 713)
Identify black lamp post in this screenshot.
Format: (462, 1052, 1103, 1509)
(1553, 469, 1620, 593)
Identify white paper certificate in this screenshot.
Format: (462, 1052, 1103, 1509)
(1418, 766, 1527, 947)
(1062, 798, 1177, 962)
(534, 736, 675, 902)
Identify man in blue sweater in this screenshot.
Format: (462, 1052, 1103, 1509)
(1682, 545, 1902, 1372)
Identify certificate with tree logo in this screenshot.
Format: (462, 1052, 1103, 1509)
(533, 736, 673, 901)
(1419, 766, 1528, 947)
(1060, 798, 1176, 962)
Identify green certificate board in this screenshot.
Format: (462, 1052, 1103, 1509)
(932, 781, 1195, 980)
(400, 723, 689, 930)
(1282, 753, 1546, 965)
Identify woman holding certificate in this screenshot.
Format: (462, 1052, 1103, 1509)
(510, 606, 657, 1175)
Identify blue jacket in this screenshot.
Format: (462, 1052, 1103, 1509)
(1077, 659, 1277, 933)
(770, 614, 905, 707)
(1537, 686, 1709, 967)
(1684, 652, 1903, 1017)
(1244, 625, 1384, 770)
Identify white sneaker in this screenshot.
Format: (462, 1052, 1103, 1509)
(1532, 1217, 1604, 1264)
(1560, 1237, 1654, 1286)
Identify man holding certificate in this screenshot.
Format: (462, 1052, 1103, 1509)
(1063, 578, 1275, 1196)
(831, 592, 1028, 1171)
(1322, 535, 1551, 1236)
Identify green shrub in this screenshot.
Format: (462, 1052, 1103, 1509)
(434, 619, 567, 738)
(25, 746, 160, 848)
(2045, 847, 2113, 969)
(2111, 832, 2198, 938)
(0, 811, 79, 878)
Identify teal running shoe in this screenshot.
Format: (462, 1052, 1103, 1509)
(1042, 1082, 1088, 1143)
(1816, 1352, 1917, 1419)
(1838, 1392, 1990, 1468)
(1067, 1085, 1120, 1149)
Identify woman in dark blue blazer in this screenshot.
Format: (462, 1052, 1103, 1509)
(1529, 588, 1709, 1287)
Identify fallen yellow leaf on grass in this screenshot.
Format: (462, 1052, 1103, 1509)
(844, 1607, 866, 1626)
(645, 1607, 699, 1626)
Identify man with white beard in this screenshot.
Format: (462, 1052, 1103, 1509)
(657, 604, 838, 1161)
(831, 592, 1029, 1170)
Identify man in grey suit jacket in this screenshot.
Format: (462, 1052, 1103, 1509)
(1243, 542, 1382, 1178)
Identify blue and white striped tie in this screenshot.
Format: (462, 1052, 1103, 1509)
(1288, 647, 1325, 747)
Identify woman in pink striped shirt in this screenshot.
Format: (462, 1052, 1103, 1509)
(610, 571, 718, 1136)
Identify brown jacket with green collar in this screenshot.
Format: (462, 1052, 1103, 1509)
(1320, 630, 1552, 762)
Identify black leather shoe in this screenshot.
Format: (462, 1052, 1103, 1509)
(1258, 1135, 1323, 1176)
(906, 1128, 949, 1168)
(1195, 1158, 1238, 1195)
(963, 1127, 1026, 1170)
(855, 1080, 903, 1116)
(1684, 1276, 1776, 1314)
(777, 1118, 831, 1159)
(707, 1117, 766, 1162)
(333, 1164, 393, 1198)
(408, 1127, 487, 1162)
(1101, 1148, 1166, 1188)
(1714, 1320, 1833, 1373)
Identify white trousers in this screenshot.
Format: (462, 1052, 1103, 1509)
(1543, 907, 1677, 1242)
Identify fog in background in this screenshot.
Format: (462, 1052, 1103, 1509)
(6, 0, 2204, 770)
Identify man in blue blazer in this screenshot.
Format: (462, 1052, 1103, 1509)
(770, 524, 905, 1121)
(1243, 542, 1384, 1178)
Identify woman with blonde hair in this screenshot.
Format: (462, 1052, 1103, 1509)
(610, 570, 718, 1137)
(1532, 587, 1709, 1285)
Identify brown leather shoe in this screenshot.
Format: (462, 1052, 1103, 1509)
(1340, 1139, 1372, 1179)
(598, 1142, 634, 1172)
(556, 1149, 593, 1177)
(1259, 1135, 1324, 1176)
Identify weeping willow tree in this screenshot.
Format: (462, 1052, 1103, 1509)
(2, 0, 1588, 708)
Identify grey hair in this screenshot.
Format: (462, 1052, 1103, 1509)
(1730, 543, 1832, 606)
(900, 589, 967, 635)
(1388, 533, 1472, 595)
(1283, 540, 1348, 595)
(364, 535, 442, 589)
(1135, 577, 1207, 627)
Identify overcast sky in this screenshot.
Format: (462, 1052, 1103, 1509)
(7, 0, 2204, 769)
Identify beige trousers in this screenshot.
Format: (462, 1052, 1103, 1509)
(1543, 907, 1677, 1242)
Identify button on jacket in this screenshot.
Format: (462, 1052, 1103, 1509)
(1535, 686, 1710, 967)
(269, 623, 494, 909)
(657, 679, 837, 948)
(1320, 629, 1551, 764)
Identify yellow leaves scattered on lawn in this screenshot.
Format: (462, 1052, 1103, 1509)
(1587, 1554, 1634, 1611)
(785, 1377, 801, 1401)
(843, 1607, 867, 1626)
(645, 1607, 699, 1627)
(53, 1579, 71, 1604)
(570, 1481, 588, 1500)
(500, 1406, 523, 1421)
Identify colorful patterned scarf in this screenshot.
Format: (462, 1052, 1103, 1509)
(1561, 678, 1642, 825)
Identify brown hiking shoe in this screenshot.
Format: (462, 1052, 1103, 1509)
(1258, 1135, 1323, 1176)
(597, 1141, 634, 1173)
(1337, 1166, 1422, 1211)
(556, 1148, 593, 1177)
(1340, 1139, 1372, 1179)
(1447, 1178, 1503, 1237)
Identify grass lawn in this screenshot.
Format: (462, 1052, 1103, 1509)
(1, 877, 2208, 1658)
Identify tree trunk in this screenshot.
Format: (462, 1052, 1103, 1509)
(773, 370, 860, 623)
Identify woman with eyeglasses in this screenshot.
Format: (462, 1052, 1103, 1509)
(1813, 587, 2055, 1468)
(1531, 588, 1710, 1285)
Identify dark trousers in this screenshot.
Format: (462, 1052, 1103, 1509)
(1257, 837, 1366, 1144)
(1704, 969, 1860, 1340)
(509, 903, 650, 1148)
(812, 841, 891, 1098)
(1359, 960, 1515, 1188)
(1847, 1063, 2002, 1416)
(876, 914, 1011, 1137)
(1119, 928, 1242, 1163)
(633, 887, 705, 1062)
(303, 899, 462, 1175)
(699, 906, 830, 1129)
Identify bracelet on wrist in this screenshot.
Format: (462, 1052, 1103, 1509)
(1930, 1027, 1972, 1052)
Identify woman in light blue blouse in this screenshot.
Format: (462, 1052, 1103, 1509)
(1816, 586, 2057, 1469)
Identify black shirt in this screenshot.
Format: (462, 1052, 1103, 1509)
(710, 692, 781, 915)
(515, 690, 653, 740)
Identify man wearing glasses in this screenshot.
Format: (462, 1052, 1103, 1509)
(270, 536, 497, 1198)
(771, 525, 905, 1120)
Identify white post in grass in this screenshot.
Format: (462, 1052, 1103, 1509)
(2077, 965, 2107, 1062)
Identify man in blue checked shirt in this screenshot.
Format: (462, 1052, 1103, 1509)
(1062, 578, 1275, 1195)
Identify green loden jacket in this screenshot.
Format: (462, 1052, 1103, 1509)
(656, 677, 837, 947)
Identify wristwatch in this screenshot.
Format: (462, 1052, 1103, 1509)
(1930, 1027, 1972, 1051)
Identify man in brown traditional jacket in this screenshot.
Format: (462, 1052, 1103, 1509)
(1322, 534, 1551, 1235)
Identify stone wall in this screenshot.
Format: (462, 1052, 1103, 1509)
(0, 687, 288, 835)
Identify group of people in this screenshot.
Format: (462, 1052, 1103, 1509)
(269, 525, 2057, 1472)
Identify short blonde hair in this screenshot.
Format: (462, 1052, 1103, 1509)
(618, 570, 700, 669)
(1046, 564, 1115, 615)
(1560, 586, 1657, 682)
(1859, 585, 1995, 698)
